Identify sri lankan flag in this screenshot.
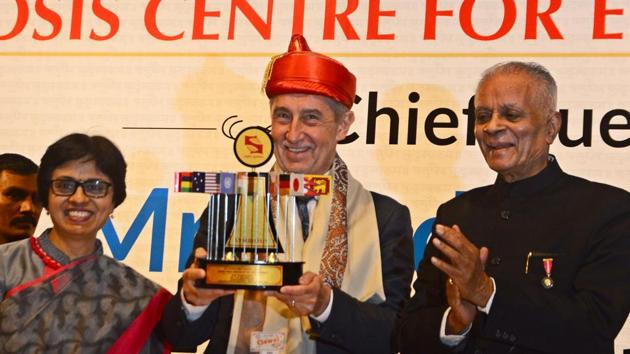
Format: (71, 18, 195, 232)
(304, 175, 331, 196)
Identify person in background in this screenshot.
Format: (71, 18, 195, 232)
(0, 153, 42, 245)
(0, 133, 172, 353)
(160, 34, 415, 354)
(396, 61, 630, 354)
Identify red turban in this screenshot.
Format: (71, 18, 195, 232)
(263, 34, 356, 109)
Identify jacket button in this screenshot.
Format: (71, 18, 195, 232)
(500, 210, 510, 220)
(490, 256, 501, 266)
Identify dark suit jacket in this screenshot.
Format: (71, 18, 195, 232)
(160, 191, 414, 354)
(396, 158, 630, 354)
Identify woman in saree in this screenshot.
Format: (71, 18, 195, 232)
(0, 133, 172, 353)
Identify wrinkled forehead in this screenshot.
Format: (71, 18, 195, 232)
(270, 93, 336, 112)
(270, 93, 348, 122)
(477, 71, 538, 91)
(475, 72, 543, 107)
(0, 170, 37, 191)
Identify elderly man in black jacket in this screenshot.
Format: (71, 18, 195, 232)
(396, 61, 630, 354)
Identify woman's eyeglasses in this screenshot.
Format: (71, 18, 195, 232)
(50, 179, 112, 198)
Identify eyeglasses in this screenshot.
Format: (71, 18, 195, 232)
(50, 179, 112, 198)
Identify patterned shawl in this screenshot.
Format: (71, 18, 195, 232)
(226, 155, 384, 354)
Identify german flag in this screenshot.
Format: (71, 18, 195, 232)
(279, 173, 291, 195)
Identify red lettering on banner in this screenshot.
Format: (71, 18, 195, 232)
(593, 0, 623, 39)
(460, 0, 516, 40)
(145, 0, 184, 40)
(0, 0, 29, 40)
(33, 0, 61, 40)
(1, 0, 628, 43)
(424, 0, 453, 40)
(291, 0, 306, 35)
(4, 0, 117, 41)
(228, 0, 273, 40)
(192, 0, 220, 40)
(91, 0, 119, 40)
(323, 0, 360, 39)
(367, 0, 395, 39)
(524, 0, 563, 39)
(70, 0, 84, 40)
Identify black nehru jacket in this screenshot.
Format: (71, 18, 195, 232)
(396, 158, 630, 354)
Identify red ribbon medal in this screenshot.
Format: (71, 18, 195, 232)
(541, 258, 554, 289)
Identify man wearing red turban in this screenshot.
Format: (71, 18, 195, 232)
(161, 35, 415, 354)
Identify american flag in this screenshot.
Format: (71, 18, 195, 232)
(203, 172, 220, 194)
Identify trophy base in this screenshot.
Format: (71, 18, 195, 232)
(196, 259, 303, 290)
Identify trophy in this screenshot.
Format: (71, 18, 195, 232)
(173, 126, 331, 290)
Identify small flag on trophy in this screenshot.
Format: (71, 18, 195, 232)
(204, 172, 221, 193)
(269, 172, 279, 196)
(175, 171, 221, 194)
(220, 173, 236, 194)
(288, 174, 332, 196)
(237, 172, 250, 195)
(291, 173, 304, 196)
(304, 175, 331, 196)
(279, 174, 291, 195)
(174, 172, 192, 192)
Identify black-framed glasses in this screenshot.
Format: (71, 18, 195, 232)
(50, 179, 112, 198)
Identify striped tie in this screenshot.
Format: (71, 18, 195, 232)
(295, 196, 313, 240)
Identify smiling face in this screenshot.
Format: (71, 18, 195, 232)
(474, 71, 560, 182)
(0, 171, 41, 244)
(47, 158, 114, 242)
(270, 94, 354, 174)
